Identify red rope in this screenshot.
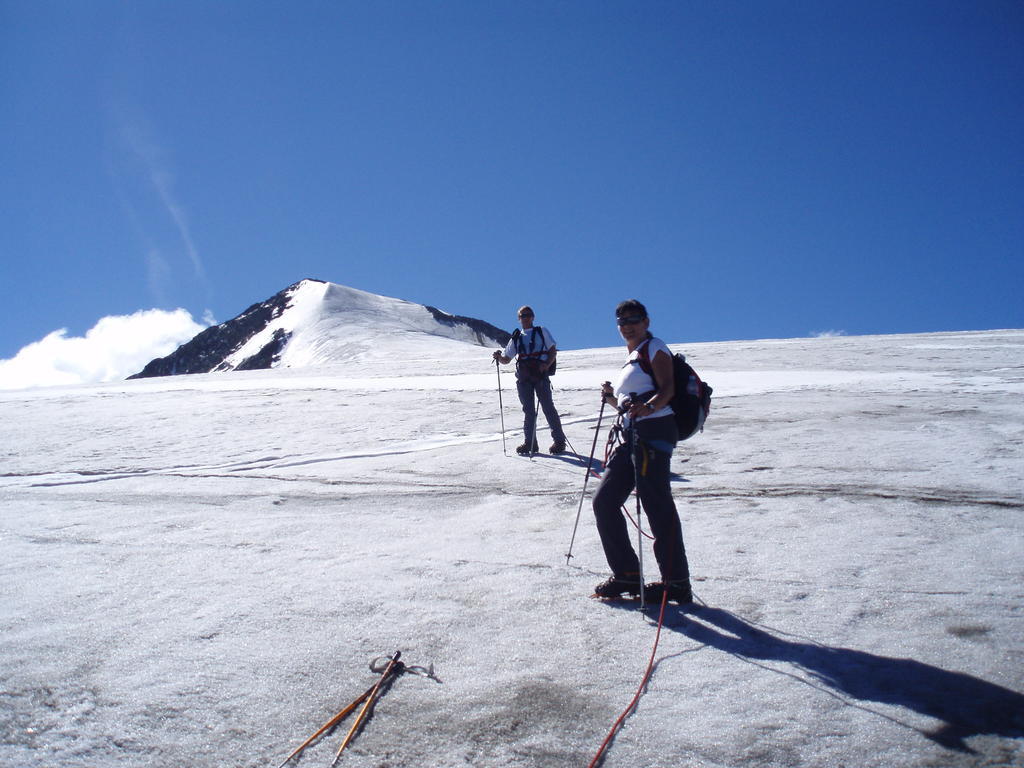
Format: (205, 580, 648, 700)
(587, 589, 670, 768)
(589, 415, 673, 765)
(622, 506, 656, 540)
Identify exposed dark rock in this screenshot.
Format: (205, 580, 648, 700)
(235, 328, 292, 371)
(129, 282, 305, 379)
(425, 306, 511, 346)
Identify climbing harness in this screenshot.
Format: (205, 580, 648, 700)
(604, 414, 656, 545)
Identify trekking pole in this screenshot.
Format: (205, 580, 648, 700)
(277, 651, 406, 768)
(529, 392, 541, 460)
(276, 686, 376, 768)
(628, 395, 647, 610)
(495, 359, 507, 456)
(332, 651, 403, 765)
(565, 392, 607, 565)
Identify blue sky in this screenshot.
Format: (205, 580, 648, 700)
(1, 1, 1022, 383)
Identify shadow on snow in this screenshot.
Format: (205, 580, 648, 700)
(657, 604, 1024, 752)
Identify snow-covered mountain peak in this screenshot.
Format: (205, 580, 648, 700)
(130, 279, 511, 378)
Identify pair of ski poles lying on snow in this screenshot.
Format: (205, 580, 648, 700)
(277, 651, 435, 767)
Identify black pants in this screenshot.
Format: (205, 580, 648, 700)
(592, 415, 689, 583)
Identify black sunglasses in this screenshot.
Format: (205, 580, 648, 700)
(616, 314, 645, 326)
(518, 312, 534, 318)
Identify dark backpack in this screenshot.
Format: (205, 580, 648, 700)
(512, 327, 556, 376)
(637, 340, 712, 441)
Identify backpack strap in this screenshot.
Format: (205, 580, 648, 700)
(534, 327, 548, 358)
(634, 335, 656, 382)
(517, 327, 548, 359)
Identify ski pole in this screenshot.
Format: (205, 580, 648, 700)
(276, 685, 376, 768)
(628, 395, 647, 610)
(332, 650, 403, 765)
(530, 392, 541, 460)
(565, 393, 607, 564)
(495, 359, 507, 456)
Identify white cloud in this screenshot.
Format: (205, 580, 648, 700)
(0, 309, 206, 390)
(811, 329, 847, 338)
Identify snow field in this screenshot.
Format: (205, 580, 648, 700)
(1, 330, 1022, 767)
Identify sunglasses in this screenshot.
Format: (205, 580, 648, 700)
(616, 315, 646, 326)
(518, 313, 534, 319)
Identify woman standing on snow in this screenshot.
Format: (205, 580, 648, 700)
(592, 299, 692, 604)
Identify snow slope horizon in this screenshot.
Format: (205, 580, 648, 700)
(4, 270, 1020, 392)
(1, 329, 1022, 767)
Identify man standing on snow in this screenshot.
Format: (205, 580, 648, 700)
(493, 306, 567, 455)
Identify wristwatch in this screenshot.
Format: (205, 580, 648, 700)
(645, 402, 656, 412)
